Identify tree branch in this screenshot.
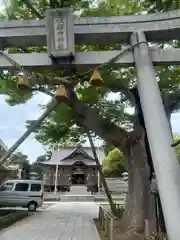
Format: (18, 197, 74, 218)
(169, 101, 180, 112)
(163, 91, 180, 112)
(22, 0, 43, 19)
(171, 139, 180, 147)
(69, 91, 129, 153)
(36, 86, 131, 153)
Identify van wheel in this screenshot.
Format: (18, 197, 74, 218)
(28, 202, 37, 212)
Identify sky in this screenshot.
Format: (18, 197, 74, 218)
(0, 0, 4, 10)
(0, 92, 180, 163)
(0, 93, 51, 162)
(0, 1, 179, 163)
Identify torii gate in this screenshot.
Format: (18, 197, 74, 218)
(0, 8, 180, 240)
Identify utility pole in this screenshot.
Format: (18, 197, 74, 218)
(54, 164, 58, 194)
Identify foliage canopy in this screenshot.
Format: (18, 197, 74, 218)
(0, 0, 179, 152)
(102, 148, 126, 177)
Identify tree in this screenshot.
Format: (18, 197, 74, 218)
(35, 151, 52, 163)
(141, 0, 180, 12)
(102, 148, 126, 177)
(9, 152, 30, 179)
(174, 134, 180, 159)
(30, 162, 43, 180)
(0, 162, 11, 184)
(36, 155, 47, 164)
(30, 152, 52, 179)
(0, 1, 180, 239)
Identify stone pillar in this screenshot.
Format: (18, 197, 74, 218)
(131, 31, 180, 240)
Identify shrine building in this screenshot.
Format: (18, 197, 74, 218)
(40, 145, 105, 192)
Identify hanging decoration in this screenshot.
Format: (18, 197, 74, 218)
(89, 69, 104, 87)
(54, 85, 69, 102)
(17, 73, 31, 90)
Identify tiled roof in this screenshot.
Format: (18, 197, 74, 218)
(41, 145, 105, 166)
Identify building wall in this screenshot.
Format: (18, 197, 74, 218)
(43, 165, 98, 187)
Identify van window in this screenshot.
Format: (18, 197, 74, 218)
(15, 183, 29, 191)
(30, 184, 41, 192)
(0, 183, 14, 191)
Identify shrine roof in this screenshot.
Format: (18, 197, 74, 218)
(40, 145, 105, 166)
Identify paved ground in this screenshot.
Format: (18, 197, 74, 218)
(0, 202, 100, 240)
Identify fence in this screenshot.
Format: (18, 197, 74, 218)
(99, 205, 168, 240)
(98, 205, 124, 240)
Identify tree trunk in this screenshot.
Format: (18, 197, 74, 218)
(70, 91, 157, 239)
(118, 135, 156, 240)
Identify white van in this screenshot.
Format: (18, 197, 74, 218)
(0, 179, 44, 212)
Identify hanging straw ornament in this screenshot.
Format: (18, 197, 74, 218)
(17, 73, 31, 90)
(54, 85, 69, 102)
(89, 69, 104, 87)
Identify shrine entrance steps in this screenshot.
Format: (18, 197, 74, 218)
(44, 186, 95, 202)
(60, 185, 94, 202)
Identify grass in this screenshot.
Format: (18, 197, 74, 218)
(0, 210, 14, 217)
(0, 209, 29, 231)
